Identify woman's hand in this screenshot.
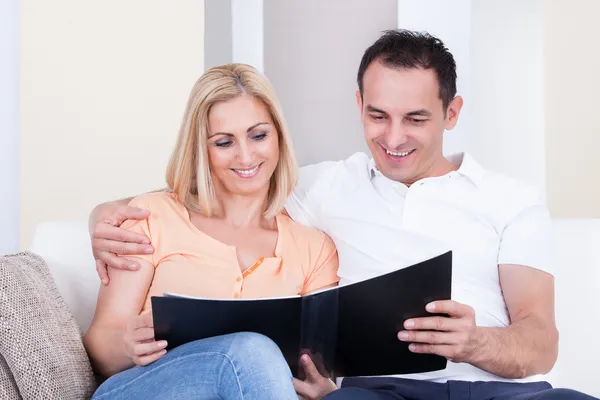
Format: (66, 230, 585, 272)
(124, 312, 168, 367)
(89, 201, 153, 285)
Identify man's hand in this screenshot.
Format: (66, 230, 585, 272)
(293, 354, 337, 400)
(90, 202, 153, 285)
(398, 300, 479, 363)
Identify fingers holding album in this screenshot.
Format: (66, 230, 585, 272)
(294, 353, 338, 400)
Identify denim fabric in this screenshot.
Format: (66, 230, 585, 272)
(92, 332, 297, 400)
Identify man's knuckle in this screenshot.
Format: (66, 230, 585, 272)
(449, 348, 458, 359)
(435, 317, 444, 331)
(92, 225, 103, 238)
(114, 230, 126, 241)
(463, 320, 475, 333)
(424, 332, 434, 344)
(115, 213, 127, 226)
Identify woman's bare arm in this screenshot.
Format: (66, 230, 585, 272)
(83, 256, 155, 377)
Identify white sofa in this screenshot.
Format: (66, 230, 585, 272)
(28, 218, 600, 397)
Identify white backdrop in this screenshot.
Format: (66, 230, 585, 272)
(398, 0, 546, 195)
(232, 0, 264, 73)
(397, 0, 472, 158)
(0, 0, 19, 255)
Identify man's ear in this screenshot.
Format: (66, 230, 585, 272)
(444, 96, 464, 130)
(355, 90, 363, 113)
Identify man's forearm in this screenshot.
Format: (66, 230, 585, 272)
(470, 316, 558, 379)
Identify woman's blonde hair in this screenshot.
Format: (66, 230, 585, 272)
(166, 63, 298, 219)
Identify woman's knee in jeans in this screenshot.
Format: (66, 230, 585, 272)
(229, 332, 277, 351)
(227, 332, 291, 375)
(229, 332, 285, 360)
(219, 332, 295, 399)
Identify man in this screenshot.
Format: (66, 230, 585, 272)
(89, 30, 595, 399)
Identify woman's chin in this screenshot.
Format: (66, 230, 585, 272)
(227, 182, 271, 197)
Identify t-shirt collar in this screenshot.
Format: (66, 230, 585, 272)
(369, 152, 485, 188)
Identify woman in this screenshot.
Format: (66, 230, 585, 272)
(83, 64, 340, 399)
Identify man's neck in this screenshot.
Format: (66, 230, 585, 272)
(403, 156, 458, 187)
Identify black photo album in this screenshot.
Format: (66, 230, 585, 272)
(152, 251, 452, 378)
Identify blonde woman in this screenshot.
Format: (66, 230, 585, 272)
(83, 64, 340, 400)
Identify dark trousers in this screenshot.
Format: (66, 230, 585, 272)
(324, 377, 598, 400)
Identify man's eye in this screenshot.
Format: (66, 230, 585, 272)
(409, 118, 426, 124)
(371, 114, 385, 121)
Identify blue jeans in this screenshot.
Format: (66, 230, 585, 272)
(92, 332, 297, 400)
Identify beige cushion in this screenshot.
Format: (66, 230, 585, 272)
(0, 252, 97, 399)
(0, 353, 20, 400)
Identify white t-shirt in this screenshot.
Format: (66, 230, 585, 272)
(285, 152, 553, 383)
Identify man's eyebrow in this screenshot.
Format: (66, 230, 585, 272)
(406, 109, 432, 117)
(366, 105, 388, 114)
(209, 122, 269, 138)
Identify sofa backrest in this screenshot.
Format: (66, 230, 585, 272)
(28, 218, 600, 397)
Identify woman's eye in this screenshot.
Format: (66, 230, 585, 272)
(215, 141, 232, 147)
(253, 132, 268, 140)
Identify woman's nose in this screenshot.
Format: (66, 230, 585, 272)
(236, 141, 254, 166)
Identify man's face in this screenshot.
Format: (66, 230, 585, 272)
(357, 61, 462, 185)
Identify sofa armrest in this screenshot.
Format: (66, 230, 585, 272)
(29, 220, 100, 334)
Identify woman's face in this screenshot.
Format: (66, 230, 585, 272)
(206, 94, 280, 198)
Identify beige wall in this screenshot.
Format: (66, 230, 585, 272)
(20, 1, 205, 247)
(545, 0, 600, 217)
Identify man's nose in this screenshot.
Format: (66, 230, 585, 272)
(384, 121, 409, 149)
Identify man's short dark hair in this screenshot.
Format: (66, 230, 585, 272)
(357, 29, 457, 110)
